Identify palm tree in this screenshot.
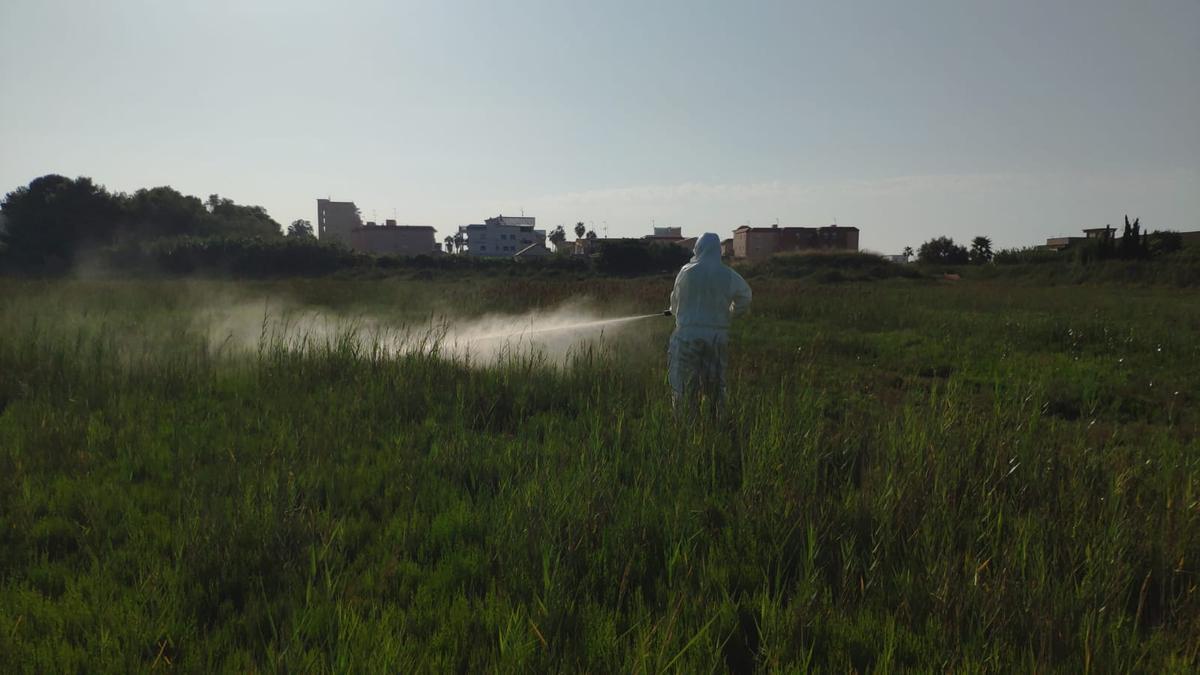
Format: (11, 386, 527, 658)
(444, 235, 455, 254)
(969, 236, 993, 264)
(453, 232, 466, 254)
(902, 246, 914, 260)
(574, 221, 586, 240)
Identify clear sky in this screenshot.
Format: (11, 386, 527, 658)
(2, 0, 1197, 252)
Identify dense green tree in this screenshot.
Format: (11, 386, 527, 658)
(548, 225, 567, 251)
(917, 236, 969, 265)
(124, 186, 212, 239)
(902, 246, 914, 260)
(206, 194, 282, 238)
(1145, 230, 1182, 257)
(286, 219, 314, 239)
(1118, 215, 1145, 259)
(969, 236, 994, 264)
(0, 174, 124, 266)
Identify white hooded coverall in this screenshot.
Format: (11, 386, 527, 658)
(668, 232, 752, 408)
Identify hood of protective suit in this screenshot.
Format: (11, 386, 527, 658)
(670, 232, 752, 332)
(690, 232, 722, 264)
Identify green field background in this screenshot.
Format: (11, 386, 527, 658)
(1, 278, 1197, 672)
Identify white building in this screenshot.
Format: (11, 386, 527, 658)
(458, 214, 546, 257)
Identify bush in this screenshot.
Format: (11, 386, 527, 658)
(740, 251, 921, 281)
(917, 236, 969, 265)
(594, 240, 691, 276)
(993, 247, 1063, 265)
(96, 236, 363, 277)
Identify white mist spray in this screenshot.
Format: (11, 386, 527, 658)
(201, 299, 668, 367)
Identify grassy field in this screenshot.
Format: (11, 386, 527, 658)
(1, 277, 1197, 672)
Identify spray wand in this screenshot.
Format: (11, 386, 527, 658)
(465, 311, 672, 343)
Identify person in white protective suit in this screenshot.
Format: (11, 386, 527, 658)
(667, 232, 752, 412)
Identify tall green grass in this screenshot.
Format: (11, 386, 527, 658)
(0, 279, 1196, 671)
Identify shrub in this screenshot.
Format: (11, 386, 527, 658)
(740, 251, 920, 281)
(993, 247, 1063, 265)
(594, 240, 690, 276)
(917, 236, 969, 265)
(96, 236, 362, 277)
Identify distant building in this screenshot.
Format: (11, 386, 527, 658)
(316, 199, 362, 246)
(1041, 226, 1115, 251)
(731, 224, 859, 261)
(644, 226, 683, 242)
(350, 220, 438, 256)
(458, 214, 546, 256)
(1042, 236, 1087, 251)
(1181, 231, 1200, 247)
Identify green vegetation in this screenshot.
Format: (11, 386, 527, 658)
(974, 247, 1200, 287)
(917, 236, 970, 265)
(741, 251, 921, 283)
(1, 278, 1198, 671)
(0, 175, 282, 272)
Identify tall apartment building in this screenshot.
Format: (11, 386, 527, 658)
(316, 199, 362, 246)
(458, 214, 546, 256)
(732, 224, 859, 261)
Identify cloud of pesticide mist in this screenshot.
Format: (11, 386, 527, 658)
(200, 298, 664, 367)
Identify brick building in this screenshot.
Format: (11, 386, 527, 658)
(731, 224, 859, 261)
(350, 220, 438, 256)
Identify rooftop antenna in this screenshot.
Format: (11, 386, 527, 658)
(521, 207, 525, 217)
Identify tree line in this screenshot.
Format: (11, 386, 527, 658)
(913, 217, 1184, 266)
(0, 174, 688, 278)
(0, 174, 305, 271)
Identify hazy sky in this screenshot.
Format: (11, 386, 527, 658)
(2, 0, 1197, 252)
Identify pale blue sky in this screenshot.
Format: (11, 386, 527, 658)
(2, 0, 1197, 252)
